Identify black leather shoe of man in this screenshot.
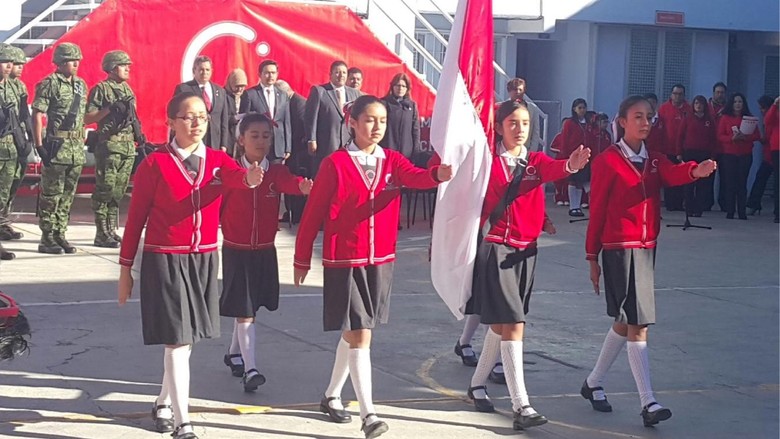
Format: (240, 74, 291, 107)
(580, 380, 613, 412)
(319, 396, 352, 423)
(151, 403, 174, 433)
(454, 340, 478, 367)
(467, 385, 495, 413)
(361, 415, 389, 439)
(53, 235, 76, 254)
(513, 406, 548, 430)
(641, 402, 672, 427)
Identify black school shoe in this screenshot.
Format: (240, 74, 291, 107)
(319, 396, 352, 423)
(223, 353, 245, 377)
(242, 369, 266, 392)
(467, 385, 495, 413)
(580, 380, 612, 412)
(150, 403, 174, 433)
(172, 422, 198, 439)
(641, 402, 672, 427)
(361, 414, 389, 439)
(513, 406, 548, 430)
(488, 363, 505, 384)
(454, 340, 478, 367)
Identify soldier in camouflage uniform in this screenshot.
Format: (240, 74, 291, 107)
(5, 46, 32, 236)
(0, 44, 21, 260)
(32, 43, 87, 255)
(84, 50, 141, 248)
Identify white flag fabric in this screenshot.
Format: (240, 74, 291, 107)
(430, 0, 494, 319)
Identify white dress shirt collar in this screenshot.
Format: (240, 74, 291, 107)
(618, 139, 648, 162)
(171, 139, 206, 160)
(241, 155, 269, 171)
(346, 141, 386, 159)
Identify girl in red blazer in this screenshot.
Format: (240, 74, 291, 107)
(117, 93, 264, 439)
(555, 99, 589, 214)
(582, 95, 715, 427)
(219, 113, 312, 392)
(465, 100, 590, 431)
(678, 95, 717, 217)
(717, 93, 761, 219)
(294, 95, 452, 439)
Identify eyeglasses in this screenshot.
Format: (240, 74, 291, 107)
(176, 115, 209, 125)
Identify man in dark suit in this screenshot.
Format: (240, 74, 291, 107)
(239, 59, 291, 162)
(173, 55, 230, 150)
(304, 60, 360, 175)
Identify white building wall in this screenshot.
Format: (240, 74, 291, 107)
(593, 26, 629, 116)
(690, 32, 729, 98)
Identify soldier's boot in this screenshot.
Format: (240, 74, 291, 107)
(108, 208, 122, 243)
(0, 224, 23, 241)
(94, 215, 119, 249)
(0, 241, 15, 260)
(53, 232, 77, 254)
(38, 233, 64, 255)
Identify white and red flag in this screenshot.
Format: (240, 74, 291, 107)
(430, 0, 495, 319)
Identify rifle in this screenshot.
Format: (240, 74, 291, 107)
(0, 92, 29, 159)
(41, 81, 84, 166)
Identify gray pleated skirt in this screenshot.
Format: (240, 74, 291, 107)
(469, 241, 537, 324)
(139, 251, 220, 345)
(322, 263, 394, 332)
(220, 247, 280, 317)
(602, 248, 656, 325)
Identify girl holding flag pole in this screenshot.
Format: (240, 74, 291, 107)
(465, 99, 591, 430)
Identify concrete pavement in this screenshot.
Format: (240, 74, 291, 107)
(0, 194, 777, 439)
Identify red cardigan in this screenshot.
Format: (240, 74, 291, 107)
(587, 128, 612, 157)
(119, 144, 248, 267)
(294, 147, 440, 269)
(483, 151, 570, 249)
(556, 118, 588, 159)
(765, 104, 779, 153)
(717, 114, 761, 156)
(658, 100, 691, 155)
(585, 144, 697, 260)
(678, 114, 716, 155)
(221, 161, 303, 250)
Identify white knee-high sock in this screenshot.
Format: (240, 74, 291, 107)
(586, 328, 627, 394)
(459, 315, 482, 349)
(627, 341, 659, 410)
(165, 345, 192, 432)
(469, 329, 501, 398)
(156, 353, 173, 419)
(501, 340, 535, 415)
(325, 337, 350, 410)
(348, 348, 376, 421)
(229, 322, 241, 356)
(568, 185, 583, 209)
(236, 321, 257, 373)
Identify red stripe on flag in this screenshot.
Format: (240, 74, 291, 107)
(457, 0, 495, 148)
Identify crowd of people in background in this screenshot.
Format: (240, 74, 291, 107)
(550, 82, 779, 222)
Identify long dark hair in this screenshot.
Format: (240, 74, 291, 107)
(386, 72, 412, 99)
(614, 95, 650, 141)
(571, 98, 587, 119)
(691, 95, 710, 119)
(723, 92, 752, 117)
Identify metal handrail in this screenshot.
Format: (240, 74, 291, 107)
(368, 0, 443, 74)
(4, 0, 70, 44)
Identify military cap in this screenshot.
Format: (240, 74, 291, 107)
(11, 47, 26, 65)
(0, 44, 14, 63)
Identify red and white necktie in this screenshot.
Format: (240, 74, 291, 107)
(201, 86, 212, 112)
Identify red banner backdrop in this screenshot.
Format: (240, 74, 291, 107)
(20, 0, 436, 143)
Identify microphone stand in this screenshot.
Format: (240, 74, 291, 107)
(666, 211, 711, 230)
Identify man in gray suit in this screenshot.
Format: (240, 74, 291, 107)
(173, 55, 230, 150)
(305, 60, 360, 175)
(239, 59, 291, 162)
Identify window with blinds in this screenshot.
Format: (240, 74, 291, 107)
(627, 28, 692, 98)
(765, 55, 779, 97)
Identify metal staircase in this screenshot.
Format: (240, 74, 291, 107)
(4, 0, 104, 58)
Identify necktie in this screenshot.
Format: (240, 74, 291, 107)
(201, 86, 212, 112)
(337, 88, 345, 112)
(183, 155, 201, 178)
(266, 88, 275, 117)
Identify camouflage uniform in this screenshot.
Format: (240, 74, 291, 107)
(0, 44, 21, 258)
(88, 50, 138, 247)
(32, 43, 87, 254)
(6, 46, 31, 220)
